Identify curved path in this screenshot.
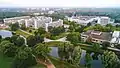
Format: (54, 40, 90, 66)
(44, 37, 68, 42)
(36, 57, 55, 68)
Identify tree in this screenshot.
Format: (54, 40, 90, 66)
(29, 30, 32, 33)
(85, 53, 93, 68)
(102, 41, 110, 49)
(69, 25, 75, 32)
(72, 46, 82, 66)
(10, 23, 20, 31)
(58, 43, 82, 67)
(0, 35, 2, 39)
(49, 26, 65, 36)
(11, 35, 18, 42)
(87, 22, 92, 27)
(27, 35, 44, 47)
(0, 35, 2, 42)
(4, 37, 11, 41)
(92, 43, 101, 52)
(115, 24, 120, 28)
(33, 43, 51, 59)
(76, 25, 85, 33)
(106, 24, 113, 28)
(37, 27, 46, 35)
(12, 46, 36, 68)
(20, 23, 26, 30)
(115, 44, 120, 49)
(15, 37, 25, 46)
(11, 35, 25, 46)
(101, 51, 120, 68)
(58, 42, 74, 61)
(27, 35, 36, 47)
(66, 32, 80, 44)
(0, 41, 17, 57)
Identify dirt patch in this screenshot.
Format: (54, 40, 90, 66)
(36, 57, 55, 68)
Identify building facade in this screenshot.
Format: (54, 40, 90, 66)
(81, 30, 112, 44)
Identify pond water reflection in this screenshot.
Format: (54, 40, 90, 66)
(0, 30, 12, 38)
(49, 47, 103, 68)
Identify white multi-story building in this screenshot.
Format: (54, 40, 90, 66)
(25, 18, 35, 28)
(4, 16, 30, 24)
(48, 19, 63, 27)
(67, 16, 114, 26)
(67, 16, 97, 26)
(4, 16, 63, 32)
(97, 17, 112, 25)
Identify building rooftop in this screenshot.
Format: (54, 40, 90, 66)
(82, 30, 112, 41)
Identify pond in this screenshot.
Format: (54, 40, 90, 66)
(0, 30, 12, 38)
(49, 47, 103, 68)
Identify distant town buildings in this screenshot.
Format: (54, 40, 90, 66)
(48, 11, 55, 14)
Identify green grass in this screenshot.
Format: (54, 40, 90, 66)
(45, 41, 65, 47)
(77, 43, 104, 53)
(49, 32, 69, 40)
(26, 28, 37, 35)
(0, 54, 13, 68)
(15, 29, 31, 38)
(30, 56, 81, 68)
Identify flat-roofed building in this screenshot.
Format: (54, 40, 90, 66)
(67, 16, 114, 26)
(67, 16, 98, 26)
(81, 30, 112, 44)
(4, 16, 30, 24)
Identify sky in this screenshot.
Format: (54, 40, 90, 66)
(0, 0, 120, 8)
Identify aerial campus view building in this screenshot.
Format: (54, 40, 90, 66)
(81, 30, 120, 46)
(67, 16, 114, 26)
(3, 16, 63, 31)
(0, 8, 120, 68)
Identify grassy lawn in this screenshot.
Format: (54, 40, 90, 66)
(30, 56, 82, 68)
(26, 28, 37, 35)
(77, 43, 104, 53)
(46, 41, 104, 53)
(0, 54, 13, 68)
(15, 29, 31, 38)
(45, 41, 65, 47)
(49, 32, 69, 40)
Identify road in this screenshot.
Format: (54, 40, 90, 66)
(107, 47, 120, 52)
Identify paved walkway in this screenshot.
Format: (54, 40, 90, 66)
(44, 37, 67, 42)
(107, 47, 120, 52)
